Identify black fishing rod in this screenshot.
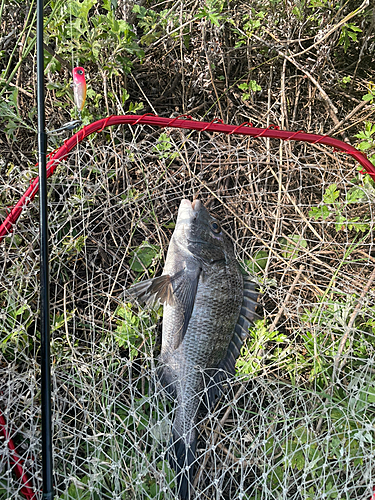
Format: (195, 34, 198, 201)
(37, 0, 54, 498)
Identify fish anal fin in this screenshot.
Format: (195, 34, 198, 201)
(157, 365, 177, 400)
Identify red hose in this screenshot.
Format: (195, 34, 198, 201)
(0, 114, 374, 243)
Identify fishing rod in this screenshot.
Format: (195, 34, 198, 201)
(37, 0, 54, 497)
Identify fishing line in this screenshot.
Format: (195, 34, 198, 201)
(47, 2, 83, 134)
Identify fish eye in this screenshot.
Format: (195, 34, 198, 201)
(211, 221, 221, 234)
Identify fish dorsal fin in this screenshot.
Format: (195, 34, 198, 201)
(202, 277, 260, 410)
(218, 276, 260, 376)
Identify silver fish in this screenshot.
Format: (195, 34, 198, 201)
(128, 199, 258, 499)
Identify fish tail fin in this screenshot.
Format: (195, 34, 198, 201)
(169, 427, 196, 500)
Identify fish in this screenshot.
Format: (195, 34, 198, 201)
(128, 199, 259, 499)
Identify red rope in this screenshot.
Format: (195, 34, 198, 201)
(1, 114, 374, 243)
(0, 409, 35, 499)
(228, 121, 253, 135)
(201, 118, 224, 131)
(284, 130, 304, 141)
(166, 114, 193, 127)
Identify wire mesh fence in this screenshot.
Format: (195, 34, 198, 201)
(1, 122, 375, 499)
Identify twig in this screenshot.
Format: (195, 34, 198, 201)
(291, 75, 303, 124)
(291, 0, 370, 59)
(266, 164, 323, 243)
(351, 4, 375, 85)
(43, 42, 72, 72)
(202, 22, 224, 121)
(316, 261, 375, 434)
(7, 81, 33, 98)
(333, 265, 375, 376)
(251, 33, 344, 138)
(129, 73, 157, 114)
(280, 58, 289, 130)
(264, 159, 283, 277)
(326, 100, 369, 136)
(215, 441, 254, 467)
(269, 265, 305, 332)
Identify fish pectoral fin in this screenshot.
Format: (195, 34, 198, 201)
(127, 275, 175, 306)
(127, 266, 200, 345)
(169, 267, 201, 346)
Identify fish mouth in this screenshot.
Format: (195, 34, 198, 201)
(176, 199, 207, 245)
(177, 199, 214, 247)
(178, 199, 202, 223)
(180, 198, 201, 214)
(191, 199, 201, 211)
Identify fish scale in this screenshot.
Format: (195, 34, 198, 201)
(128, 199, 259, 499)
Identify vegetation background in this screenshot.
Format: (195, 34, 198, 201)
(0, 0, 374, 151)
(1, 0, 375, 499)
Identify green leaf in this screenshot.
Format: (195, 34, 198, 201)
(279, 235, 307, 259)
(122, 89, 130, 104)
(362, 93, 374, 102)
(196, 0, 225, 26)
(129, 242, 160, 272)
(58, 476, 91, 500)
(345, 187, 363, 204)
(132, 4, 147, 18)
(69, 0, 97, 23)
(358, 141, 372, 151)
(355, 131, 370, 140)
(309, 205, 330, 220)
(323, 184, 340, 204)
(141, 31, 162, 46)
(238, 83, 249, 91)
(248, 80, 261, 91)
(15, 304, 29, 316)
(244, 250, 268, 274)
(238, 80, 261, 93)
(102, 0, 111, 10)
(347, 219, 370, 232)
(347, 23, 362, 32)
(367, 386, 375, 403)
(348, 30, 358, 41)
(334, 214, 347, 231)
(365, 122, 375, 135)
(291, 450, 305, 470)
(128, 101, 144, 113)
(338, 23, 362, 52)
